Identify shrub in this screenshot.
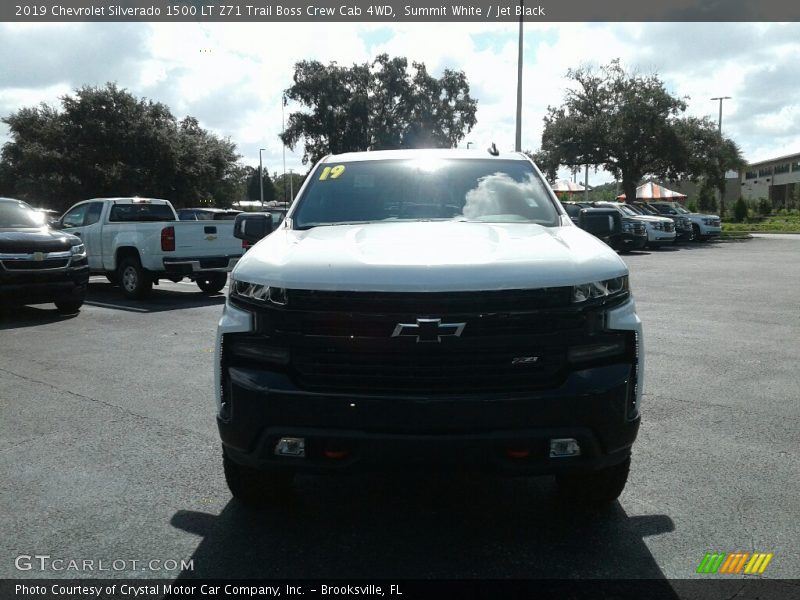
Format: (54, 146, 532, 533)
(757, 198, 771, 216)
(698, 183, 717, 214)
(687, 199, 698, 212)
(734, 197, 749, 222)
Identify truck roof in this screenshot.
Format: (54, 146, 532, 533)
(320, 148, 530, 163)
(86, 197, 173, 205)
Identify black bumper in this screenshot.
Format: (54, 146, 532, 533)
(0, 263, 89, 306)
(618, 235, 647, 251)
(218, 362, 640, 475)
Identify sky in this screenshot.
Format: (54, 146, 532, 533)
(0, 21, 798, 186)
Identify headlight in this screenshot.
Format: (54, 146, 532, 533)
(703, 218, 717, 226)
(572, 275, 629, 304)
(651, 222, 663, 230)
(230, 279, 287, 306)
(70, 243, 86, 258)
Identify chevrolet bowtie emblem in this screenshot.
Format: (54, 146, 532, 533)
(392, 318, 466, 343)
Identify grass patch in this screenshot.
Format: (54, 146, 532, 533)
(723, 212, 800, 233)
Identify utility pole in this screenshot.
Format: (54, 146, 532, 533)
(258, 148, 266, 207)
(288, 169, 294, 203)
(711, 96, 731, 133)
(514, 1, 523, 152)
(282, 94, 288, 204)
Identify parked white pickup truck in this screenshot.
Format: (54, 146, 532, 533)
(58, 197, 243, 298)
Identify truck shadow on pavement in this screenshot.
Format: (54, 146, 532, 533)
(169, 472, 676, 585)
(0, 306, 80, 330)
(83, 280, 226, 313)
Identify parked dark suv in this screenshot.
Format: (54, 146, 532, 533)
(0, 198, 89, 313)
(563, 202, 647, 252)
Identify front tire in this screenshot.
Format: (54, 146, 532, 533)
(556, 457, 631, 509)
(118, 257, 152, 299)
(692, 224, 705, 242)
(54, 289, 86, 314)
(196, 272, 228, 294)
(223, 452, 293, 509)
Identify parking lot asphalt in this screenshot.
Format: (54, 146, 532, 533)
(1, 237, 799, 586)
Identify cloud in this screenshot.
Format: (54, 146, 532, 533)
(0, 23, 149, 89)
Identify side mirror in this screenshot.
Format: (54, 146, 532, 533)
(234, 212, 273, 244)
(578, 208, 622, 239)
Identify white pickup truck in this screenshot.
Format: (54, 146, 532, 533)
(58, 197, 243, 298)
(216, 149, 644, 510)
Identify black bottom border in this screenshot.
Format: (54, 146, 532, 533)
(2, 579, 800, 600)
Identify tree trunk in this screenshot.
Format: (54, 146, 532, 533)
(622, 179, 637, 205)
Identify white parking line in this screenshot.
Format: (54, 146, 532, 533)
(84, 301, 149, 313)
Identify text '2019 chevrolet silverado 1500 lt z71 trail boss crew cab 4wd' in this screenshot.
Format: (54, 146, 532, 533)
(58, 197, 244, 298)
(216, 150, 644, 509)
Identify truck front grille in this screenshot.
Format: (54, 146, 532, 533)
(228, 290, 631, 394)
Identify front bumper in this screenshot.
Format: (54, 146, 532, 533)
(699, 225, 721, 237)
(218, 363, 640, 474)
(0, 261, 89, 306)
(619, 234, 647, 250)
(647, 229, 676, 244)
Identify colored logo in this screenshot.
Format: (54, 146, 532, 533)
(697, 552, 773, 575)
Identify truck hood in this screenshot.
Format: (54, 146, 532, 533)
(628, 215, 673, 224)
(0, 227, 80, 253)
(688, 212, 720, 219)
(233, 221, 628, 292)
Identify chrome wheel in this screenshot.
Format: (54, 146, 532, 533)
(122, 266, 138, 292)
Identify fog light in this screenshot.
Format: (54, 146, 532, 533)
(323, 449, 349, 460)
(274, 437, 305, 457)
(549, 438, 581, 458)
(507, 448, 530, 459)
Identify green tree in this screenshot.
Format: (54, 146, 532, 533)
(524, 149, 559, 182)
(281, 54, 478, 165)
(272, 170, 307, 203)
(243, 165, 275, 202)
(673, 116, 745, 217)
(0, 83, 243, 210)
(541, 60, 687, 207)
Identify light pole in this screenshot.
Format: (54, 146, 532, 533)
(711, 96, 731, 215)
(514, 1, 524, 151)
(288, 168, 294, 203)
(258, 148, 266, 207)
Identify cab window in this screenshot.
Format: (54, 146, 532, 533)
(62, 204, 88, 228)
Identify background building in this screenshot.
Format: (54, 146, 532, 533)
(740, 151, 800, 206)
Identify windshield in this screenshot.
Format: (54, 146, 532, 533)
(292, 158, 559, 229)
(618, 205, 640, 217)
(674, 205, 690, 214)
(0, 201, 42, 228)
